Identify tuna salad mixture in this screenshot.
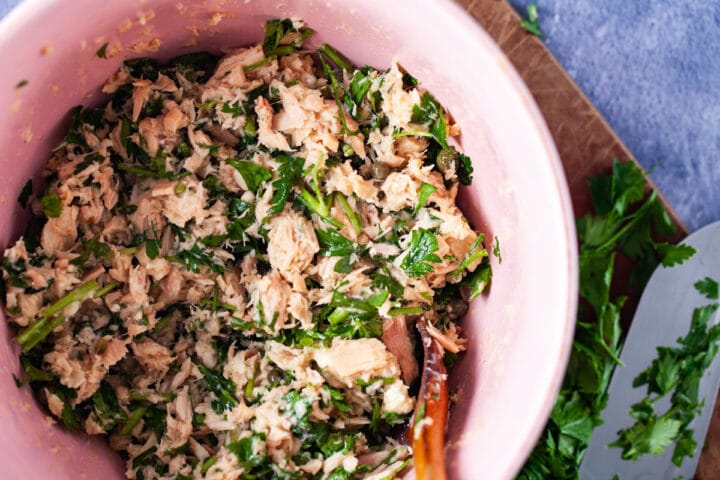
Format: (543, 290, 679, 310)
(3, 19, 491, 480)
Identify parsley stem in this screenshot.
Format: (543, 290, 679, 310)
(40, 280, 99, 320)
(317, 52, 358, 136)
(333, 193, 362, 235)
(317, 43, 353, 72)
(388, 306, 423, 316)
(119, 406, 147, 435)
(243, 55, 277, 72)
(18, 316, 64, 353)
(94, 281, 120, 298)
(16, 279, 98, 350)
(327, 308, 350, 325)
(200, 456, 217, 475)
(297, 185, 344, 229)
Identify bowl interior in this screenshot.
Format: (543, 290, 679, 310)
(0, 0, 577, 478)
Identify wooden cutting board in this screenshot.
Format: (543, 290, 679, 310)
(454, 0, 720, 477)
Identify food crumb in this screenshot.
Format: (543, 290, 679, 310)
(128, 37, 162, 53)
(137, 9, 155, 25)
(44, 415, 56, 426)
(50, 445, 60, 453)
(15, 79, 28, 89)
(118, 18, 133, 33)
(183, 26, 200, 47)
(23, 126, 33, 143)
(40, 43, 53, 56)
(106, 41, 123, 59)
(51, 84, 60, 96)
(9, 98, 21, 114)
(208, 11, 228, 26)
(79, 40, 87, 51)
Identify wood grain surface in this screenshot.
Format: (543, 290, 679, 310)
(453, 0, 720, 477)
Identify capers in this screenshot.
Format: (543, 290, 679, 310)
(372, 162, 390, 180)
(446, 298, 469, 320)
(436, 147, 459, 173)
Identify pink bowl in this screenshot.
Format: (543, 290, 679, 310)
(0, 1, 578, 478)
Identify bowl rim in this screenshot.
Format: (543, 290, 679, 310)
(437, 0, 579, 475)
(0, 0, 579, 477)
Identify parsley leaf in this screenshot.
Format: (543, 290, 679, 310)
(452, 234, 487, 277)
(520, 159, 696, 479)
(370, 268, 404, 299)
(268, 154, 305, 215)
(610, 303, 720, 466)
(226, 159, 272, 192)
(71, 236, 111, 266)
(323, 290, 385, 339)
(466, 259, 492, 300)
(400, 228, 442, 278)
(344, 66, 374, 120)
(413, 182, 437, 215)
(657, 242, 697, 267)
(145, 238, 161, 260)
(520, 2, 543, 37)
(317, 227, 356, 257)
(228, 434, 268, 473)
(262, 19, 314, 57)
(197, 363, 238, 414)
(167, 245, 224, 274)
(410, 92, 448, 148)
(694, 277, 719, 300)
(96, 42, 108, 59)
(457, 151, 474, 186)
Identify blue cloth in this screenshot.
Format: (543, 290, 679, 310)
(509, 0, 720, 231)
(1, 0, 718, 230)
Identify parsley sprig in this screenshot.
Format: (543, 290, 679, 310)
(610, 284, 720, 467)
(519, 159, 695, 479)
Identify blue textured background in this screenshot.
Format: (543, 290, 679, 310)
(2, 0, 719, 231)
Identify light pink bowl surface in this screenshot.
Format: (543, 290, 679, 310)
(0, 1, 578, 479)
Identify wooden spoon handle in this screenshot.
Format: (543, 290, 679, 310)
(410, 321, 449, 480)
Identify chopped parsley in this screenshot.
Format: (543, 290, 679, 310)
(520, 2, 543, 37)
(413, 182, 437, 215)
(695, 277, 719, 300)
(400, 228, 442, 278)
(96, 42, 109, 59)
(611, 299, 720, 466)
(40, 192, 62, 218)
(520, 159, 695, 479)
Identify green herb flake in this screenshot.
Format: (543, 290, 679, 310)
(492, 235, 502, 263)
(521, 2, 543, 37)
(197, 363, 238, 414)
(409, 92, 448, 149)
(413, 182, 437, 215)
(695, 277, 719, 300)
(96, 42, 109, 59)
(40, 193, 62, 218)
(400, 228, 441, 278)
